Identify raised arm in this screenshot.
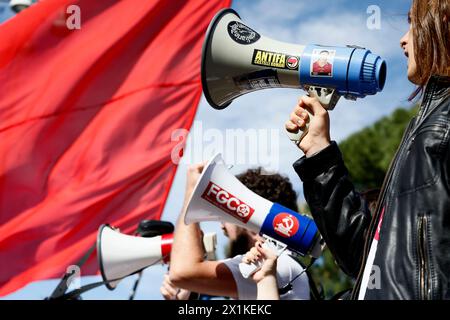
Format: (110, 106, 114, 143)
(169, 163, 238, 298)
(286, 96, 372, 277)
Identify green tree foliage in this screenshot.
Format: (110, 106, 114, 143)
(300, 106, 418, 299)
(339, 106, 418, 190)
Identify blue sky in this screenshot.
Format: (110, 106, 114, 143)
(1, 0, 414, 299)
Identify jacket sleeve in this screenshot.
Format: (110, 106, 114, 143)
(293, 141, 372, 278)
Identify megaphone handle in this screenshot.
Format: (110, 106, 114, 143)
(286, 87, 339, 145)
(239, 258, 264, 279)
(238, 237, 286, 279)
(238, 241, 272, 279)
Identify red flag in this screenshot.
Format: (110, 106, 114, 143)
(0, 0, 230, 296)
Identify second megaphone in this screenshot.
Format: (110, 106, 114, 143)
(97, 224, 217, 289)
(184, 153, 323, 275)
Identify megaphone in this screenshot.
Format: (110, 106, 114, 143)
(201, 8, 387, 142)
(10, 0, 32, 13)
(184, 153, 323, 277)
(97, 224, 217, 289)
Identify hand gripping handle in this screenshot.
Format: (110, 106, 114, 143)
(238, 236, 287, 279)
(286, 87, 340, 145)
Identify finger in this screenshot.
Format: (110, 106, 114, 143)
(245, 251, 256, 261)
(164, 273, 171, 282)
(300, 95, 326, 116)
(294, 105, 307, 119)
(196, 161, 207, 173)
(298, 109, 310, 122)
(160, 287, 173, 300)
(163, 273, 176, 287)
(163, 281, 179, 296)
(250, 247, 260, 258)
(163, 280, 178, 296)
(255, 240, 265, 249)
(176, 289, 190, 300)
(256, 243, 268, 256)
(257, 243, 277, 259)
(245, 251, 258, 264)
(188, 162, 204, 174)
(285, 120, 299, 132)
(290, 112, 307, 129)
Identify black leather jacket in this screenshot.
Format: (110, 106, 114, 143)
(293, 75, 450, 299)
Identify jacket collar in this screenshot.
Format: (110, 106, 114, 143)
(424, 74, 450, 100)
(413, 75, 450, 130)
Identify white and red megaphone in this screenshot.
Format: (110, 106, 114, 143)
(184, 153, 323, 278)
(97, 224, 217, 290)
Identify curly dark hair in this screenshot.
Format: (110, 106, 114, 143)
(236, 167, 299, 212)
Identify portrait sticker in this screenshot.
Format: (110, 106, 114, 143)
(310, 49, 335, 77)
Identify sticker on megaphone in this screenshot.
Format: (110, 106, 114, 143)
(239, 203, 322, 279)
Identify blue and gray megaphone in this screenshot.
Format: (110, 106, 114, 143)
(202, 9, 387, 143)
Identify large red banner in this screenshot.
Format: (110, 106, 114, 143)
(0, 0, 230, 296)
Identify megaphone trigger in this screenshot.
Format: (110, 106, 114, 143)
(306, 86, 341, 110)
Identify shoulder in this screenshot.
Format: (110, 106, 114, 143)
(221, 255, 257, 300)
(277, 252, 305, 276)
(276, 253, 311, 300)
(221, 255, 242, 268)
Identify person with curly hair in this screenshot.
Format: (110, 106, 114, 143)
(166, 164, 310, 300)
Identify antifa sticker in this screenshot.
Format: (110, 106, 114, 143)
(233, 69, 281, 90)
(227, 21, 261, 45)
(286, 55, 299, 70)
(252, 49, 299, 71)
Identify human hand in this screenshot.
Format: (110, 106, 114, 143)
(160, 273, 191, 300)
(242, 240, 278, 284)
(285, 95, 331, 157)
(183, 162, 206, 207)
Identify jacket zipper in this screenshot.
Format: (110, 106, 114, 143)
(417, 215, 431, 300)
(352, 77, 448, 299)
(351, 80, 438, 299)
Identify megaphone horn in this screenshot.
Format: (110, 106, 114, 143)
(97, 224, 172, 290)
(97, 224, 217, 290)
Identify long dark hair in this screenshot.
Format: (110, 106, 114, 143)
(409, 0, 450, 99)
